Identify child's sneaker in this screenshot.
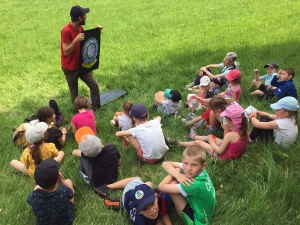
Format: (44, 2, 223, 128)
(104, 197, 121, 210)
(244, 105, 257, 116)
(94, 184, 110, 198)
(78, 170, 90, 185)
(110, 119, 116, 126)
(185, 82, 195, 90)
(189, 126, 197, 140)
(189, 99, 200, 113)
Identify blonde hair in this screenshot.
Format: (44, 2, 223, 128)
(182, 146, 206, 165)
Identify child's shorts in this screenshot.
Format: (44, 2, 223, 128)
(181, 203, 195, 223)
(122, 178, 144, 207)
(136, 146, 165, 164)
(200, 108, 211, 123)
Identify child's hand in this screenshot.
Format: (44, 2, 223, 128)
(254, 69, 259, 74)
(176, 173, 195, 187)
(57, 172, 63, 186)
(249, 111, 257, 119)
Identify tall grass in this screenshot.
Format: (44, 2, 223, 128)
(0, 0, 300, 224)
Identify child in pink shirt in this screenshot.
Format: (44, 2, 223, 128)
(220, 69, 242, 102)
(71, 96, 97, 134)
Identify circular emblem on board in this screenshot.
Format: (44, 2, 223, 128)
(82, 37, 99, 64)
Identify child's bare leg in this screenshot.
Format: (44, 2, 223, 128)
(10, 160, 27, 174)
(155, 91, 165, 103)
(250, 90, 264, 96)
(72, 149, 81, 157)
(193, 135, 209, 142)
(209, 110, 220, 128)
(107, 177, 141, 189)
(252, 80, 262, 89)
(195, 140, 215, 156)
(145, 181, 154, 189)
(169, 191, 188, 216)
(54, 151, 64, 163)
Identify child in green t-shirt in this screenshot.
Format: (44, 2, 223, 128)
(158, 146, 216, 225)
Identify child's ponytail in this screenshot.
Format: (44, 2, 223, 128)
(238, 113, 249, 142)
(29, 140, 43, 166)
(122, 101, 135, 127)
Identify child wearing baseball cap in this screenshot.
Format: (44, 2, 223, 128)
(186, 76, 212, 111)
(100, 177, 172, 224)
(219, 69, 242, 102)
(153, 89, 182, 115)
(10, 122, 64, 177)
(180, 104, 249, 160)
(27, 159, 74, 225)
(249, 96, 299, 148)
(250, 62, 279, 97)
(72, 126, 122, 195)
(116, 103, 169, 164)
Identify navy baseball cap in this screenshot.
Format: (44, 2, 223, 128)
(129, 104, 149, 120)
(130, 184, 155, 213)
(34, 159, 59, 189)
(70, 5, 90, 18)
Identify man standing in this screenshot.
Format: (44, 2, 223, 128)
(61, 5, 102, 111)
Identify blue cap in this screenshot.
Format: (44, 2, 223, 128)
(129, 103, 148, 120)
(270, 96, 299, 111)
(130, 184, 155, 213)
(164, 89, 172, 99)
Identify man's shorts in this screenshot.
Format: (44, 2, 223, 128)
(122, 178, 144, 207)
(136, 146, 165, 164)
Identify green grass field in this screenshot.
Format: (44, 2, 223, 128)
(1, 0, 300, 224)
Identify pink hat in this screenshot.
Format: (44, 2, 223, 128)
(225, 69, 241, 81)
(220, 104, 244, 128)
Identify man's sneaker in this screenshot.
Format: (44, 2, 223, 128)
(244, 105, 257, 116)
(78, 170, 90, 185)
(94, 184, 110, 198)
(110, 120, 116, 126)
(104, 197, 121, 210)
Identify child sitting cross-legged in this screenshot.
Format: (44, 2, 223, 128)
(111, 100, 135, 149)
(219, 69, 242, 102)
(115, 103, 169, 164)
(71, 96, 97, 134)
(99, 177, 172, 224)
(248, 96, 299, 148)
(27, 159, 75, 225)
(36, 106, 68, 150)
(10, 122, 64, 177)
(180, 104, 248, 160)
(250, 62, 279, 97)
(72, 127, 122, 195)
(153, 89, 182, 115)
(158, 146, 216, 225)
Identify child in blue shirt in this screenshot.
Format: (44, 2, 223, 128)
(269, 68, 298, 99)
(27, 159, 74, 225)
(250, 62, 279, 97)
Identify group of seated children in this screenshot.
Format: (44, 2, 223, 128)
(10, 52, 299, 225)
